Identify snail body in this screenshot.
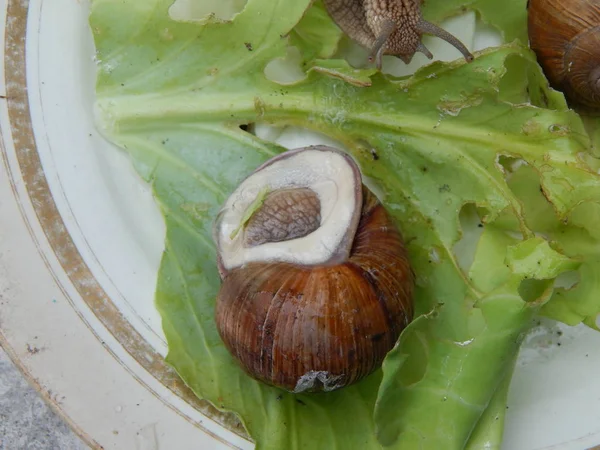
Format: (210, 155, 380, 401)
(323, 0, 474, 69)
(213, 146, 414, 393)
(528, 0, 600, 110)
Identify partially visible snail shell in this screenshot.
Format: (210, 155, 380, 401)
(213, 146, 414, 393)
(528, 0, 600, 110)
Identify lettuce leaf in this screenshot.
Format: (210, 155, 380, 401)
(90, 1, 600, 449)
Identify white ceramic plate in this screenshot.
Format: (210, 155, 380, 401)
(1, 1, 600, 449)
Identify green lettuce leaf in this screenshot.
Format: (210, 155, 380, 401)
(90, 0, 600, 449)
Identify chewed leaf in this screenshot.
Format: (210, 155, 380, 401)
(374, 226, 566, 448)
(90, 0, 600, 449)
(375, 282, 532, 449)
(543, 260, 600, 327)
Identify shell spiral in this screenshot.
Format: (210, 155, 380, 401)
(215, 189, 414, 393)
(528, 0, 600, 110)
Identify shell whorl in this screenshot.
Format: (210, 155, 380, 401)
(215, 189, 414, 393)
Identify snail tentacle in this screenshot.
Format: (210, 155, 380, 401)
(416, 20, 474, 62)
(368, 18, 397, 69)
(416, 41, 434, 60)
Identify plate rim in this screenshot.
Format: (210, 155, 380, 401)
(2, 1, 600, 449)
(1, 0, 248, 447)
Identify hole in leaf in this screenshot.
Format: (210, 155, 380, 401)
(496, 154, 527, 182)
(254, 124, 286, 143)
(554, 270, 580, 290)
(267, 126, 344, 150)
(335, 37, 371, 70)
(168, 0, 247, 22)
(453, 203, 486, 273)
(239, 123, 255, 135)
(472, 16, 503, 51)
(264, 47, 306, 85)
(548, 124, 569, 135)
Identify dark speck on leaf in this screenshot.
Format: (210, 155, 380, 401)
(421, 166, 428, 172)
(245, 42, 253, 51)
(438, 184, 450, 193)
(370, 149, 379, 161)
(477, 224, 483, 228)
(276, 394, 283, 401)
(296, 399, 306, 406)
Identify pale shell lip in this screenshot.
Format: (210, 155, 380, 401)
(214, 146, 363, 274)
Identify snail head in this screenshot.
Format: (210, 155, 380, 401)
(364, 0, 474, 69)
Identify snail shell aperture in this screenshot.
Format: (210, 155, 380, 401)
(528, 0, 600, 111)
(213, 146, 415, 393)
(323, 0, 474, 69)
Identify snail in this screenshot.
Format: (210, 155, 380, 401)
(528, 0, 600, 111)
(213, 146, 414, 393)
(323, 0, 474, 69)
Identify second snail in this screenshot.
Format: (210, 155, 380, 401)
(528, 0, 600, 111)
(323, 0, 474, 68)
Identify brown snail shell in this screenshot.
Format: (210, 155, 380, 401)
(213, 146, 414, 393)
(528, 0, 600, 111)
(323, 0, 474, 69)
